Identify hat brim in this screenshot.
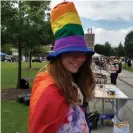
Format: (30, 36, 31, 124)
(47, 46, 95, 61)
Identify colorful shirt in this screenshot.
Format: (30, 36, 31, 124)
(57, 105, 89, 133)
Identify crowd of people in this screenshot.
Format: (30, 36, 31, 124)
(93, 56, 133, 86)
(93, 56, 122, 85)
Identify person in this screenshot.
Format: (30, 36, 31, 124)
(119, 57, 122, 64)
(127, 58, 132, 68)
(110, 57, 119, 85)
(28, 1, 95, 133)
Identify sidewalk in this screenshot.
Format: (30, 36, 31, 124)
(118, 69, 133, 88)
(91, 69, 133, 133)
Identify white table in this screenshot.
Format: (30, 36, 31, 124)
(93, 84, 128, 122)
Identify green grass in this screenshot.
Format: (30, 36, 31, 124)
(1, 100, 29, 133)
(1, 62, 47, 89)
(122, 64, 133, 72)
(1, 62, 48, 133)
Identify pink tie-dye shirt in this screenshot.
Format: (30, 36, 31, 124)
(57, 105, 89, 133)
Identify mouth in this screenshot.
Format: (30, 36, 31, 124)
(71, 63, 81, 68)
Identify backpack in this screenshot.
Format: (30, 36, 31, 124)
(87, 111, 100, 129)
(20, 78, 29, 89)
(114, 62, 122, 73)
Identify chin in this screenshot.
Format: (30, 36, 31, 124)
(70, 69, 79, 73)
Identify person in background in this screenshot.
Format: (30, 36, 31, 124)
(119, 57, 122, 64)
(28, 2, 95, 133)
(110, 56, 119, 85)
(131, 59, 133, 66)
(127, 58, 132, 68)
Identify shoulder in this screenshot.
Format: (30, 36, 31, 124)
(32, 83, 67, 109)
(30, 83, 69, 121)
(34, 83, 69, 115)
(39, 84, 66, 105)
(30, 72, 68, 116)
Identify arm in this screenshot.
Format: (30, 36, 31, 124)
(114, 64, 119, 71)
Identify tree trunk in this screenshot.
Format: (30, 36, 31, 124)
(17, 0, 22, 88)
(29, 50, 32, 68)
(17, 42, 22, 88)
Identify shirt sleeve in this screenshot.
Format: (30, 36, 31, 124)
(115, 64, 119, 70)
(29, 84, 69, 133)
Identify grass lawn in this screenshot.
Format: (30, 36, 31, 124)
(1, 100, 29, 133)
(122, 64, 133, 72)
(1, 62, 48, 133)
(1, 62, 47, 89)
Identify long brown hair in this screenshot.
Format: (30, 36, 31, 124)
(46, 56, 95, 105)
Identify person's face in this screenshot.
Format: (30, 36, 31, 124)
(111, 58, 115, 62)
(61, 52, 86, 73)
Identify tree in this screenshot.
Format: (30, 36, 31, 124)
(94, 44, 105, 55)
(124, 31, 133, 58)
(111, 47, 118, 56)
(1, 44, 12, 55)
(1, 1, 18, 45)
(104, 42, 112, 56)
(1, 1, 52, 88)
(117, 42, 125, 57)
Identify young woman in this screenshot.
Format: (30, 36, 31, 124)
(28, 1, 95, 133)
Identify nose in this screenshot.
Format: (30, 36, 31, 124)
(75, 55, 86, 62)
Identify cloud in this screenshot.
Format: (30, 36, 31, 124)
(87, 27, 133, 46)
(51, 0, 133, 21)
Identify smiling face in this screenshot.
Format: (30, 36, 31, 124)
(61, 52, 86, 73)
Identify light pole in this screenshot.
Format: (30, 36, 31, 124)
(124, 50, 126, 68)
(124, 45, 127, 68)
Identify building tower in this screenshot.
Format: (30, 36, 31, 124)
(84, 28, 95, 50)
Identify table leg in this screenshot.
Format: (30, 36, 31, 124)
(102, 99, 104, 112)
(87, 102, 89, 113)
(116, 99, 119, 118)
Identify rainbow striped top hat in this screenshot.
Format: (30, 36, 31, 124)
(47, 1, 95, 60)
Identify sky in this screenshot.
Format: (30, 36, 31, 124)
(50, 0, 133, 47)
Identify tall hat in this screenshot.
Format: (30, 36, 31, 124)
(47, 1, 95, 60)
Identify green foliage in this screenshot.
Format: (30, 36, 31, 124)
(104, 42, 112, 56)
(94, 39, 131, 58)
(124, 30, 133, 58)
(94, 42, 112, 56)
(1, 44, 12, 54)
(1, 1, 18, 45)
(1, 1, 53, 48)
(1, 1, 53, 87)
(94, 44, 105, 55)
(117, 42, 125, 57)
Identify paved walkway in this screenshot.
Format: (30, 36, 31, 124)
(90, 69, 133, 133)
(118, 69, 133, 88)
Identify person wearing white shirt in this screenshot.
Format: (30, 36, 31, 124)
(110, 57, 119, 85)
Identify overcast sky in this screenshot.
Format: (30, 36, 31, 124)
(50, 0, 133, 47)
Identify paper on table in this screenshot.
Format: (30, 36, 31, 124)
(113, 121, 129, 133)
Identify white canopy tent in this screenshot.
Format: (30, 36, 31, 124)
(93, 53, 102, 57)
